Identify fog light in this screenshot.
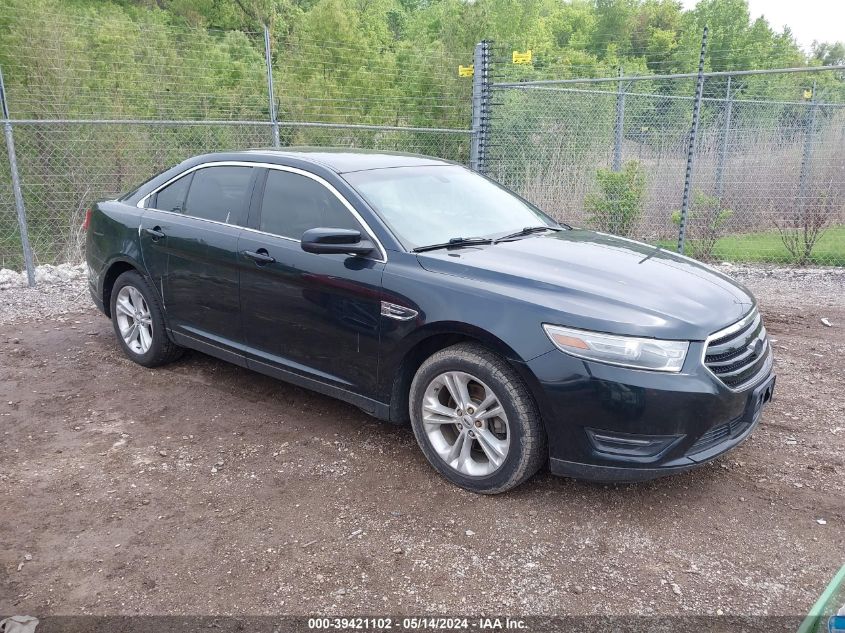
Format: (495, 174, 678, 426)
(586, 428, 682, 458)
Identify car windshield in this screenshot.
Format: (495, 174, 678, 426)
(344, 165, 558, 250)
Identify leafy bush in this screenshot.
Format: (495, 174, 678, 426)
(671, 190, 733, 260)
(775, 182, 841, 265)
(584, 161, 647, 237)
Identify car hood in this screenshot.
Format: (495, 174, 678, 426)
(415, 229, 755, 341)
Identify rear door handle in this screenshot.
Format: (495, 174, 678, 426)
(145, 226, 165, 240)
(244, 249, 275, 265)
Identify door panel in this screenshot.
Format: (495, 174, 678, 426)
(238, 232, 384, 396)
(138, 165, 255, 351)
(139, 210, 243, 346)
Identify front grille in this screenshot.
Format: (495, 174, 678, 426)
(704, 309, 770, 390)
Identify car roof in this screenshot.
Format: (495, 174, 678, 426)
(231, 147, 454, 174)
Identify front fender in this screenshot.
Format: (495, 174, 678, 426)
(378, 252, 557, 416)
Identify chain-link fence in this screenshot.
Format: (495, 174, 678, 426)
(0, 1, 472, 273)
(0, 121, 469, 269)
(3, 4, 845, 275)
(479, 43, 845, 266)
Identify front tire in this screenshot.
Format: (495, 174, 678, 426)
(110, 270, 182, 368)
(409, 343, 546, 494)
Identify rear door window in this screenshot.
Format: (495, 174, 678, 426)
(260, 169, 361, 240)
(153, 174, 192, 213)
(182, 166, 254, 225)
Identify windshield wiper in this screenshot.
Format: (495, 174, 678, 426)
(493, 225, 563, 244)
(412, 237, 494, 253)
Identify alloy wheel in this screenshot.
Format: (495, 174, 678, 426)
(114, 285, 153, 355)
(421, 371, 510, 477)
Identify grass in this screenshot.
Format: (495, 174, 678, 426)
(657, 226, 845, 267)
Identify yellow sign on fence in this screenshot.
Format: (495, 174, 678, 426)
(458, 64, 474, 77)
(512, 50, 532, 64)
(803, 88, 813, 100)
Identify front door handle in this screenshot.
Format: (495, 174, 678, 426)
(145, 226, 165, 240)
(244, 249, 275, 265)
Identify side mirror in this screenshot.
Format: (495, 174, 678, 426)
(301, 227, 375, 256)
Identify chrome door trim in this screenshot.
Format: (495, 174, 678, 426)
(137, 160, 388, 263)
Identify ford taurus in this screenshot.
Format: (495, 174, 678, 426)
(85, 149, 775, 493)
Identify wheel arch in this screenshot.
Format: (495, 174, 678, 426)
(387, 322, 538, 426)
(100, 257, 145, 318)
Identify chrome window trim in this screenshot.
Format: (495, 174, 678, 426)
(700, 307, 770, 392)
(136, 160, 388, 263)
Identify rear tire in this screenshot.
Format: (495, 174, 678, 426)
(110, 270, 183, 368)
(409, 343, 546, 494)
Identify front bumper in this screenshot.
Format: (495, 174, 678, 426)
(524, 343, 774, 482)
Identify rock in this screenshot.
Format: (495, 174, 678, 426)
(0, 269, 24, 289)
(393, 547, 403, 554)
(465, 530, 475, 536)
(159, 450, 168, 457)
(671, 583, 682, 596)
(821, 318, 832, 327)
(24, 553, 32, 561)
(572, 585, 583, 594)
(816, 519, 827, 525)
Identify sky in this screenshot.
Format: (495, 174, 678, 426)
(680, 0, 845, 51)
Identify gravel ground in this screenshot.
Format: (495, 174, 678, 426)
(1, 263, 843, 617)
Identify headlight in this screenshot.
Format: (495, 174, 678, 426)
(542, 324, 689, 372)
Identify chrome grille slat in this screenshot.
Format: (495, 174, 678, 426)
(706, 328, 767, 367)
(706, 321, 763, 357)
(707, 312, 759, 348)
(704, 309, 770, 390)
(705, 344, 755, 368)
(711, 342, 768, 378)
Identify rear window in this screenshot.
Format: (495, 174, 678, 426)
(153, 174, 191, 213)
(183, 166, 254, 224)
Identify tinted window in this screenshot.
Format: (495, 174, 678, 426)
(260, 170, 361, 240)
(183, 166, 254, 224)
(153, 174, 191, 212)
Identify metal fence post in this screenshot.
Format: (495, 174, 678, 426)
(677, 26, 708, 256)
(714, 75, 732, 200)
(797, 81, 818, 213)
(263, 24, 280, 148)
(470, 41, 491, 174)
(0, 66, 35, 286)
(613, 67, 625, 171)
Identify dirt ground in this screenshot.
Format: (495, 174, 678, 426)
(1, 270, 844, 618)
